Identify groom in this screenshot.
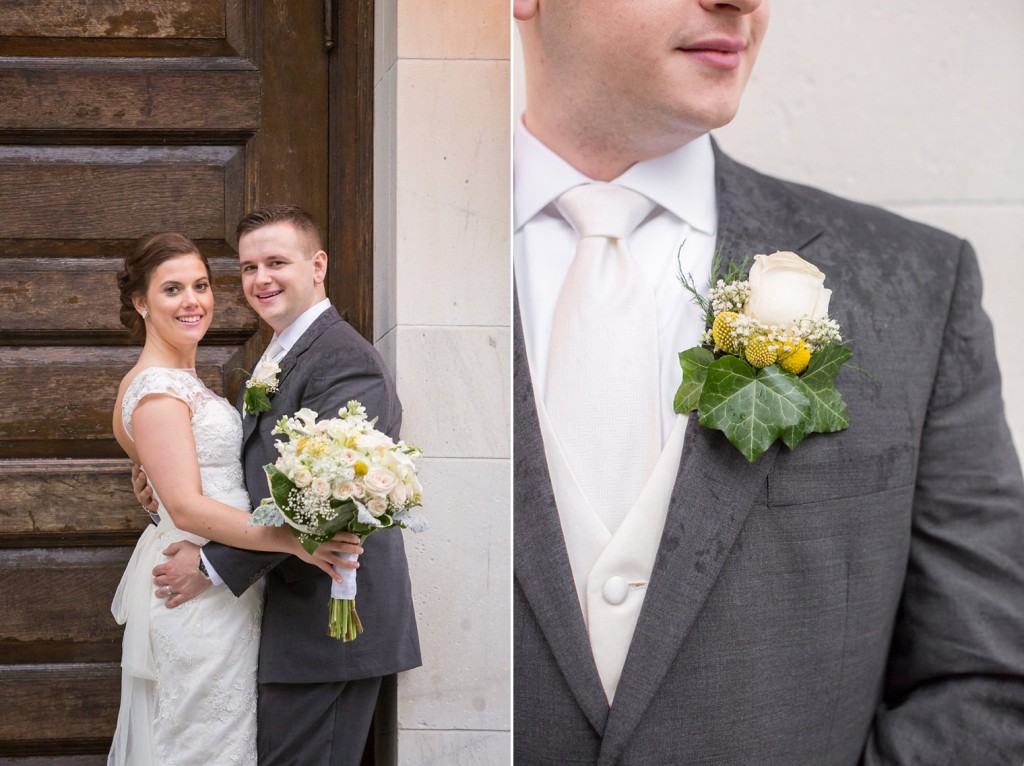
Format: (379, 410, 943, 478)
(514, 1, 1024, 764)
(146, 204, 420, 765)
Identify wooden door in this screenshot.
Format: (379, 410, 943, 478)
(0, 1, 372, 759)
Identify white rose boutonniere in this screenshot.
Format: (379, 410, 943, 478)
(676, 250, 853, 462)
(244, 357, 282, 415)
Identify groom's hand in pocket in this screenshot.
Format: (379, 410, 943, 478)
(153, 540, 211, 608)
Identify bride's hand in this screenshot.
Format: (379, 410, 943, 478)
(289, 531, 363, 582)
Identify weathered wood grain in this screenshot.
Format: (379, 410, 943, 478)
(0, 663, 119, 741)
(0, 257, 257, 342)
(0, 459, 149, 540)
(0, 345, 246, 458)
(0, 0, 225, 39)
(0, 68, 259, 132)
(0, 549, 130, 647)
(0, 146, 244, 240)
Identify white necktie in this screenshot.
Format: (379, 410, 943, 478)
(262, 338, 285, 364)
(545, 184, 660, 533)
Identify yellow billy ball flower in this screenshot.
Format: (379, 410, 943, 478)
(712, 311, 740, 354)
(744, 337, 778, 369)
(354, 461, 369, 476)
(779, 341, 811, 375)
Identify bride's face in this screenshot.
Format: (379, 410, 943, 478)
(136, 254, 214, 348)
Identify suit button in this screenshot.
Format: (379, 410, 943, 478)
(602, 576, 628, 605)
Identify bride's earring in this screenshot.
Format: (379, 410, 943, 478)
(139, 308, 149, 319)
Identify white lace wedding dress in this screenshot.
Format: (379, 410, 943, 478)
(109, 368, 264, 766)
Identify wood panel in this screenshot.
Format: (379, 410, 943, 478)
(0, 258, 258, 344)
(0, 66, 259, 134)
(0, 0, 246, 59)
(0, 663, 119, 747)
(0, 346, 246, 458)
(0, 146, 244, 240)
(0, 459, 150, 545)
(0, 1, 226, 39)
(0, 548, 131, 650)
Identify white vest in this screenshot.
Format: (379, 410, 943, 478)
(537, 400, 687, 702)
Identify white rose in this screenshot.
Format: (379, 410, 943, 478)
(249, 359, 281, 387)
(388, 482, 408, 507)
(363, 466, 398, 496)
(310, 477, 332, 498)
(366, 497, 389, 518)
(292, 469, 313, 488)
(743, 251, 832, 328)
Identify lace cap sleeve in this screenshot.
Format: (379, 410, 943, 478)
(121, 368, 203, 441)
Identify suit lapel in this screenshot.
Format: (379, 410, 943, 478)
(598, 144, 827, 764)
(513, 289, 610, 735)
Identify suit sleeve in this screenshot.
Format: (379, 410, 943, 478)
(204, 334, 402, 597)
(862, 241, 1024, 764)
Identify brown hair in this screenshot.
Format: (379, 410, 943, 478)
(236, 204, 323, 255)
(117, 233, 209, 341)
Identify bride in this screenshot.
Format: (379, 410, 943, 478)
(108, 233, 349, 765)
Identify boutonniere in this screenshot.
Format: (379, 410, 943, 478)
(676, 250, 852, 462)
(244, 357, 282, 415)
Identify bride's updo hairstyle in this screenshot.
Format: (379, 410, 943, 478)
(118, 233, 209, 341)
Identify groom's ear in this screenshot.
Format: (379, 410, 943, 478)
(311, 249, 328, 285)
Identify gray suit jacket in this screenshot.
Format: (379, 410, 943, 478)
(513, 146, 1024, 765)
(205, 306, 421, 684)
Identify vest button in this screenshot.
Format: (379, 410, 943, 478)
(602, 576, 629, 605)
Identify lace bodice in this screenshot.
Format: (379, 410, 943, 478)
(121, 368, 249, 519)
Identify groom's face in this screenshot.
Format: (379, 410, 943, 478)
(238, 221, 328, 334)
(518, 0, 769, 154)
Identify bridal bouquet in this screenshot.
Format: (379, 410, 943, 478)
(250, 401, 425, 640)
(676, 251, 852, 462)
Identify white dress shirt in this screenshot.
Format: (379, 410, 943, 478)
(200, 298, 333, 585)
(513, 122, 718, 443)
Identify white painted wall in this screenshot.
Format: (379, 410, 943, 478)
(514, 2, 1024, 450)
(375, 0, 511, 763)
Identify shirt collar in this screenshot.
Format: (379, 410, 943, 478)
(513, 120, 717, 235)
(274, 298, 332, 353)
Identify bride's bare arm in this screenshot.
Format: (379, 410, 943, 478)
(131, 394, 360, 580)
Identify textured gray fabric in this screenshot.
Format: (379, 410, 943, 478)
(513, 145, 1024, 765)
(203, 306, 421, 686)
(257, 677, 382, 766)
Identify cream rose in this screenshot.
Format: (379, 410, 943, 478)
(292, 468, 313, 488)
(366, 497, 389, 518)
(333, 480, 363, 501)
(743, 251, 832, 328)
(363, 466, 398, 496)
(310, 477, 332, 498)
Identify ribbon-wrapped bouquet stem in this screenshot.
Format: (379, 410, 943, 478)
(250, 401, 425, 640)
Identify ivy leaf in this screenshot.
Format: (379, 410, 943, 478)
(698, 356, 811, 462)
(801, 344, 852, 434)
(245, 386, 273, 415)
(674, 346, 715, 413)
(780, 345, 852, 450)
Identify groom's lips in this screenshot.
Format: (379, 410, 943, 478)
(255, 289, 283, 301)
(678, 36, 745, 69)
